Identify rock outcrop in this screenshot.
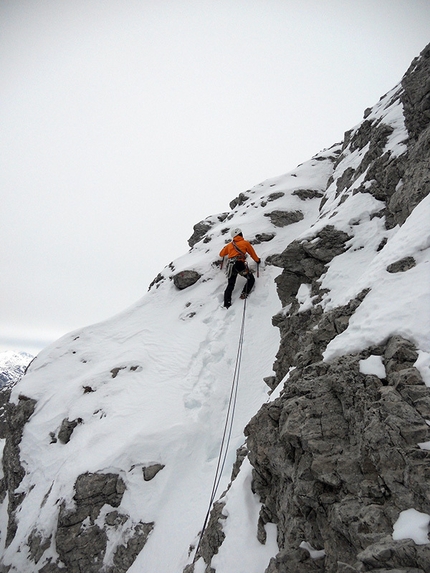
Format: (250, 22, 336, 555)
(245, 337, 430, 573)
(173, 270, 202, 289)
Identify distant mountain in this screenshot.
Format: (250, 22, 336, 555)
(0, 351, 33, 440)
(0, 350, 33, 388)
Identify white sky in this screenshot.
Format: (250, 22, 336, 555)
(1, 0, 429, 355)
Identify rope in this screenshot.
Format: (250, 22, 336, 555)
(193, 297, 247, 563)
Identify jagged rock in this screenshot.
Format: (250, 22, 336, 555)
(188, 220, 214, 247)
(263, 376, 277, 391)
(302, 226, 351, 263)
(173, 270, 202, 290)
(360, 123, 395, 175)
(110, 521, 154, 573)
(50, 472, 152, 573)
(401, 43, 430, 142)
(328, 57, 427, 230)
(245, 337, 430, 573)
(148, 272, 165, 291)
(385, 335, 419, 375)
(0, 387, 11, 440)
(195, 501, 227, 567)
(264, 210, 304, 227)
(253, 232, 276, 244)
(267, 226, 351, 308)
(57, 417, 83, 444)
(358, 567, 426, 573)
(357, 537, 430, 572)
(143, 463, 165, 481)
(293, 189, 324, 200)
(389, 124, 430, 225)
(386, 256, 416, 273)
(335, 166, 356, 196)
(229, 192, 250, 209)
(230, 445, 248, 482)
(265, 547, 324, 572)
(39, 562, 64, 573)
(28, 530, 51, 564)
(2, 394, 37, 546)
(187, 213, 229, 247)
(371, 43, 430, 226)
(267, 192, 285, 202)
(105, 510, 128, 527)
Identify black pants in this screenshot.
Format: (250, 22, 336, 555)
(224, 261, 255, 307)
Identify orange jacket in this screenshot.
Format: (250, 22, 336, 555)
(219, 235, 260, 263)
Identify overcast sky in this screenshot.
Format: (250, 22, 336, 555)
(1, 0, 429, 355)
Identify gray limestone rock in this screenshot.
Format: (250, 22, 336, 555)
(187, 214, 229, 248)
(194, 501, 227, 568)
(293, 189, 324, 200)
(253, 232, 276, 244)
(148, 272, 165, 291)
(357, 538, 430, 572)
(264, 210, 304, 227)
(48, 472, 154, 572)
(401, 43, 430, 142)
(386, 257, 417, 273)
(244, 336, 430, 573)
(2, 394, 37, 546)
(110, 521, 154, 573)
(0, 387, 11, 440)
(188, 220, 214, 247)
(229, 192, 250, 210)
(28, 530, 51, 565)
(57, 417, 83, 444)
(301, 226, 351, 263)
(267, 192, 285, 202)
(173, 270, 202, 290)
(267, 226, 351, 308)
(389, 124, 430, 225)
(143, 463, 165, 481)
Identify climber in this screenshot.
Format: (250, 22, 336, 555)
(219, 228, 261, 308)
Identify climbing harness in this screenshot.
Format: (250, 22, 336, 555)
(224, 241, 246, 279)
(192, 297, 248, 563)
(225, 256, 238, 278)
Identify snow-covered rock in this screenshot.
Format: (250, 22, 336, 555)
(0, 351, 33, 389)
(0, 44, 429, 573)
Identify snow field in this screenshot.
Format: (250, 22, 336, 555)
(4, 155, 334, 572)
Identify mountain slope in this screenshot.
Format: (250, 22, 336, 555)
(1, 44, 430, 573)
(0, 149, 336, 573)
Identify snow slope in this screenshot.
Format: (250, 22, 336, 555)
(2, 74, 430, 572)
(1, 150, 336, 572)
